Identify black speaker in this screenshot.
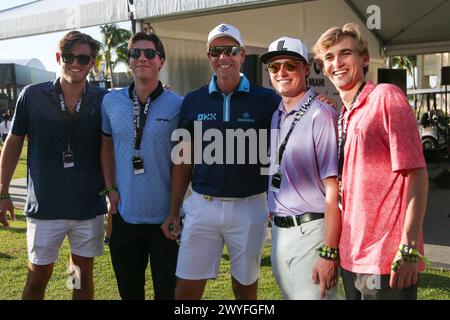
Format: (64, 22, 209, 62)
(434, 169, 450, 189)
(442, 66, 450, 86)
(242, 54, 262, 86)
(378, 68, 407, 94)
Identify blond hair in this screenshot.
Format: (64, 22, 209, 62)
(313, 23, 369, 75)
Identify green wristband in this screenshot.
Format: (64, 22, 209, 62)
(316, 245, 339, 261)
(99, 186, 118, 197)
(0, 193, 11, 200)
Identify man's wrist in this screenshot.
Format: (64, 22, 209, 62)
(99, 185, 118, 196)
(317, 245, 339, 261)
(0, 192, 11, 200)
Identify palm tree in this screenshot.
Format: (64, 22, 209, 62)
(392, 55, 417, 89)
(99, 24, 132, 88)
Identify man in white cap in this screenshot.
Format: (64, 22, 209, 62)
(162, 23, 280, 299)
(260, 36, 341, 299)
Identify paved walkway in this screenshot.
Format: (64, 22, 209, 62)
(9, 166, 450, 270)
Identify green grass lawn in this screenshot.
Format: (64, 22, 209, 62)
(0, 211, 449, 300)
(0, 140, 27, 180)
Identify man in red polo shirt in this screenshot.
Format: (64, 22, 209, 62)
(313, 23, 429, 299)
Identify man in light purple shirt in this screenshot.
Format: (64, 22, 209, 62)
(261, 36, 341, 299)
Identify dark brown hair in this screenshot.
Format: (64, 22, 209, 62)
(127, 32, 166, 59)
(58, 30, 102, 57)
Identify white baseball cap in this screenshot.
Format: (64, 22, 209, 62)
(206, 23, 244, 48)
(260, 36, 309, 64)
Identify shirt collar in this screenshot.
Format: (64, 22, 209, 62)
(348, 80, 375, 112)
(128, 81, 164, 102)
(45, 77, 93, 105)
(278, 87, 315, 115)
(208, 73, 250, 95)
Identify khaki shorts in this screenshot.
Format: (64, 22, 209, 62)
(26, 215, 104, 265)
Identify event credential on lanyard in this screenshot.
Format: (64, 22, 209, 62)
(270, 93, 317, 194)
(58, 92, 82, 169)
(132, 88, 151, 175)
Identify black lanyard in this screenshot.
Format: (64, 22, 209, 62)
(132, 88, 151, 152)
(58, 91, 82, 152)
(276, 93, 316, 166)
(337, 81, 366, 179)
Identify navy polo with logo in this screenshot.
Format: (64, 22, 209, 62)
(178, 74, 281, 197)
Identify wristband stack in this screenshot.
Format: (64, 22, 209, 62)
(0, 193, 11, 200)
(391, 244, 431, 272)
(316, 245, 339, 261)
(99, 186, 118, 197)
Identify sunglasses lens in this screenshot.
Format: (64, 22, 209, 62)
(285, 61, 298, 71)
(143, 49, 157, 59)
(62, 53, 91, 65)
(267, 61, 301, 73)
(130, 48, 141, 59)
(267, 63, 280, 73)
(130, 48, 159, 59)
(76, 55, 91, 65)
(62, 54, 75, 64)
(208, 47, 221, 57)
(209, 46, 240, 57)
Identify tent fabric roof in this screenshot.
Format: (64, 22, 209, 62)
(0, 0, 128, 40)
(0, 0, 449, 56)
(345, 0, 450, 56)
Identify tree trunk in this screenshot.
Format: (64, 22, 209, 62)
(109, 64, 114, 89)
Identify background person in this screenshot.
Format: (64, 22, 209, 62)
(101, 32, 183, 300)
(261, 36, 341, 300)
(313, 23, 429, 300)
(0, 31, 107, 300)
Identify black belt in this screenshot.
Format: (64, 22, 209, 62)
(273, 212, 324, 228)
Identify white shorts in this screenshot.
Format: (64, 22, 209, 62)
(26, 215, 104, 265)
(176, 191, 268, 286)
(271, 218, 336, 299)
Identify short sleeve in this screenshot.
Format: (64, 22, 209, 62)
(11, 88, 29, 136)
(381, 85, 426, 172)
(101, 100, 112, 136)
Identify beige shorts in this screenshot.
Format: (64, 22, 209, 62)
(26, 215, 104, 265)
(176, 191, 268, 286)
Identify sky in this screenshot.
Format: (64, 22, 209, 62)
(0, 0, 131, 77)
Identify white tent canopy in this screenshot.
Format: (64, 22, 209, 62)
(0, 0, 449, 56)
(345, 0, 450, 56)
(0, 0, 128, 40)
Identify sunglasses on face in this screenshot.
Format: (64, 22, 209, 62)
(129, 48, 160, 60)
(61, 53, 92, 65)
(267, 60, 304, 73)
(208, 46, 241, 57)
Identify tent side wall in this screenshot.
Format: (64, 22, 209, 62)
(143, 0, 384, 96)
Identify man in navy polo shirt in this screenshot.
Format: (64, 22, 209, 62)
(0, 31, 106, 300)
(162, 23, 280, 300)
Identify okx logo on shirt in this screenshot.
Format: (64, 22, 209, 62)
(197, 113, 217, 121)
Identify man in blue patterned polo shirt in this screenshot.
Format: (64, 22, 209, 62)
(101, 32, 183, 300)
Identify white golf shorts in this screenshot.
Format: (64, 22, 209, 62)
(26, 215, 104, 265)
(176, 191, 269, 286)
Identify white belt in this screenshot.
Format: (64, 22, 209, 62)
(197, 192, 266, 202)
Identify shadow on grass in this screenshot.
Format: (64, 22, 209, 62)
(221, 253, 272, 267)
(421, 271, 450, 291)
(0, 252, 15, 260)
(5, 227, 27, 234)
